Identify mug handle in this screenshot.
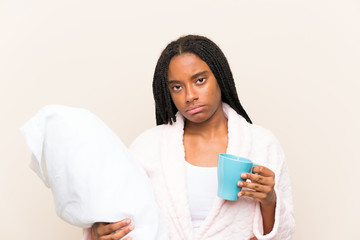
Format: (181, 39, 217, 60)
(250, 163, 261, 174)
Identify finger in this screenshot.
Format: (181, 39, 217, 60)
(97, 219, 132, 236)
(103, 223, 135, 240)
(237, 181, 272, 194)
(252, 166, 275, 177)
(241, 173, 274, 186)
(238, 189, 267, 201)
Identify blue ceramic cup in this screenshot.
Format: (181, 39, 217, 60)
(217, 153, 260, 201)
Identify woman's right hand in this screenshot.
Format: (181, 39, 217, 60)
(91, 219, 135, 240)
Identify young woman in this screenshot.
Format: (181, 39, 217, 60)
(85, 35, 295, 240)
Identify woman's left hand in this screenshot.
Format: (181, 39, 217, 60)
(237, 166, 276, 207)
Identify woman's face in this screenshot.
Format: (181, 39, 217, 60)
(167, 53, 223, 124)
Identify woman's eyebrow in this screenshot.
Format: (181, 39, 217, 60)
(168, 71, 209, 83)
(191, 71, 209, 80)
(168, 80, 181, 84)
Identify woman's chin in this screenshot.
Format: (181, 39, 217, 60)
(184, 113, 210, 124)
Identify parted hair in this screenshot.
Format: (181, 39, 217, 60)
(153, 35, 252, 125)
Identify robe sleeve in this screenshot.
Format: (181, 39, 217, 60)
(252, 135, 295, 240)
(81, 228, 92, 240)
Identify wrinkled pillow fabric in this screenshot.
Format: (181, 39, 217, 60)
(20, 105, 168, 240)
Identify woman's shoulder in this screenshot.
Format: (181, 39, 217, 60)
(129, 124, 169, 158)
(226, 103, 281, 147)
(130, 124, 167, 147)
(250, 123, 278, 140)
(129, 124, 168, 169)
(246, 121, 283, 150)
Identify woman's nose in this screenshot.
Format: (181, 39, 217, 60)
(185, 85, 198, 103)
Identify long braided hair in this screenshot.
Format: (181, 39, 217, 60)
(153, 35, 252, 125)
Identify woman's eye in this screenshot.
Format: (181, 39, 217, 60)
(172, 85, 182, 91)
(197, 78, 206, 84)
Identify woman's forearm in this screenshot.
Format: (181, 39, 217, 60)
(260, 201, 276, 235)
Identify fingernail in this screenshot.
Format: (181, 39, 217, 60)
(126, 219, 131, 224)
(238, 192, 243, 197)
(241, 173, 247, 178)
(238, 181, 243, 187)
(128, 224, 135, 231)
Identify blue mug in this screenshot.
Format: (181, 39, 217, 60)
(217, 153, 260, 201)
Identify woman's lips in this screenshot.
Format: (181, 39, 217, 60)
(186, 105, 205, 114)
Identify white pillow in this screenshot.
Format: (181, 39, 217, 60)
(20, 105, 168, 240)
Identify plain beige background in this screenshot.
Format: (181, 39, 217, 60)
(1, 0, 359, 239)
